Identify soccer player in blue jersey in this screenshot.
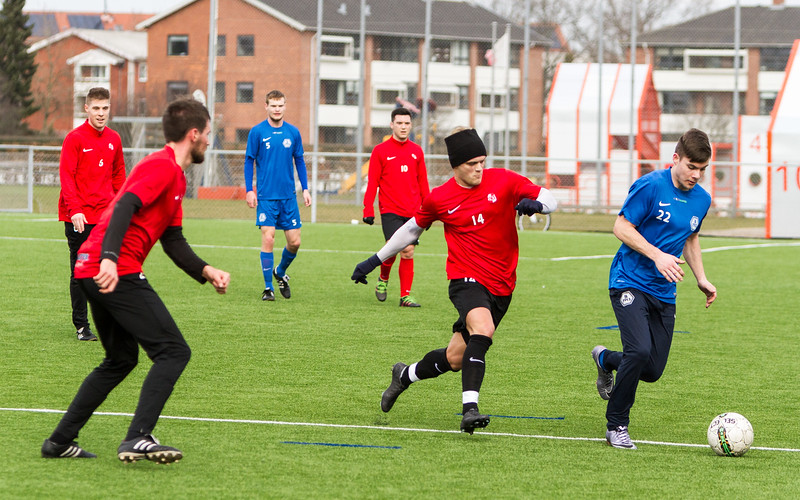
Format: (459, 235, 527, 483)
(591, 128, 717, 449)
(244, 90, 312, 301)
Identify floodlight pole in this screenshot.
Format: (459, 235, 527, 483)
(204, 0, 218, 188)
(489, 22, 497, 168)
(355, 0, 367, 203)
(420, 0, 432, 156)
(628, 1, 636, 188)
(731, 0, 741, 218)
(521, 0, 530, 178)
(596, 0, 604, 210)
(311, 0, 323, 223)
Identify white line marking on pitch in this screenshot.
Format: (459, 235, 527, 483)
(3, 407, 799, 453)
(2, 236, 798, 262)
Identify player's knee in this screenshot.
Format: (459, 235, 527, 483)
(446, 350, 462, 371)
(625, 346, 650, 367)
(640, 365, 666, 383)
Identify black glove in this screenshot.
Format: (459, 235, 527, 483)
(362, 216, 374, 225)
(515, 198, 544, 216)
(351, 254, 382, 284)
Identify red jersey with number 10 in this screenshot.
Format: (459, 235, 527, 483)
(414, 168, 541, 296)
(74, 146, 186, 279)
(363, 137, 430, 218)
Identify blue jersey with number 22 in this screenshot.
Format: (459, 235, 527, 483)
(608, 168, 711, 303)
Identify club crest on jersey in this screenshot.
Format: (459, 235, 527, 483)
(690, 215, 699, 231)
(283, 138, 292, 148)
(411, 153, 417, 160)
(620, 291, 634, 307)
(108, 143, 114, 150)
(487, 193, 497, 203)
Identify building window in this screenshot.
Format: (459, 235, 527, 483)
(167, 81, 189, 102)
(457, 86, 469, 109)
(760, 47, 791, 71)
(661, 91, 690, 113)
(430, 91, 455, 108)
(759, 91, 777, 115)
(479, 93, 504, 108)
(509, 44, 520, 68)
(477, 42, 492, 66)
(376, 89, 402, 105)
(235, 128, 250, 143)
(374, 37, 417, 62)
(236, 82, 254, 103)
(237, 35, 254, 56)
(508, 88, 519, 111)
(321, 35, 354, 59)
(654, 48, 683, 70)
(430, 40, 451, 63)
(321, 80, 359, 105)
(80, 65, 105, 80)
(452, 41, 469, 66)
(685, 49, 744, 71)
(320, 126, 356, 145)
(138, 62, 147, 82)
(167, 35, 189, 56)
(216, 35, 226, 57)
(215, 81, 225, 103)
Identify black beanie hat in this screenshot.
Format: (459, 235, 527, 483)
(445, 128, 487, 168)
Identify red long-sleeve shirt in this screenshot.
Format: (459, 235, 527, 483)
(58, 121, 126, 224)
(363, 137, 430, 218)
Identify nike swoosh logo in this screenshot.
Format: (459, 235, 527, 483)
(659, 202, 670, 206)
(82, 148, 93, 152)
(387, 156, 396, 160)
(447, 204, 461, 214)
(469, 357, 485, 364)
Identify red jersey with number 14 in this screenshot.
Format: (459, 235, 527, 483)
(414, 168, 541, 296)
(74, 146, 186, 279)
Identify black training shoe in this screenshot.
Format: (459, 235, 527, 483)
(76, 327, 98, 341)
(273, 271, 291, 299)
(261, 289, 275, 302)
(41, 439, 96, 458)
(118, 434, 182, 464)
(460, 408, 490, 434)
(381, 362, 408, 413)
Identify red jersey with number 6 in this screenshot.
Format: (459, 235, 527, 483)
(74, 146, 186, 279)
(414, 168, 541, 296)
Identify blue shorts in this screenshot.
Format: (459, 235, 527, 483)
(256, 198, 302, 230)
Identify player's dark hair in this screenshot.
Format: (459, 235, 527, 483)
(266, 90, 285, 103)
(675, 128, 711, 163)
(162, 98, 210, 143)
(86, 87, 110, 103)
(391, 107, 412, 121)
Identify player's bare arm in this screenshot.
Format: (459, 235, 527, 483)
(202, 266, 230, 294)
(94, 258, 119, 294)
(682, 232, 717, 307)
(613, 215, 685, 282)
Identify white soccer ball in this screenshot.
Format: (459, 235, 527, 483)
(707, 412, 754, 457)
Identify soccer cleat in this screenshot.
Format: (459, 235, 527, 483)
(118, 434, 182, 464)
(41, 439, 96, 459)
(76, 327, 98, 341)
(380, 362, 409, 412)
(460, 408, 490, 435)
(592, 345, 613, 400)
(606, 426, 637, 449)
(273, 270, 291, 299)
(261, 289, 275, 302)
(399, 295, 421, 308)
(375, 278, 388, 302)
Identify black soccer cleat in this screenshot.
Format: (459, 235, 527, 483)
(41, 439, 96, 459)
(261, 289, 275, 302)
(273, 271, 291, 299)
(118, 434, 182, 464)
(76, 327, 98, 341)
(381, 362, 409, 413)
(460, 408, 490, 435)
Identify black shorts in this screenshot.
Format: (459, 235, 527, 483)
(449, 278, 512, 343)
(380, 213, 419, 245)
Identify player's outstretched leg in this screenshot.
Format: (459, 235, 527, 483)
(381, 362, 409, 412)
(592, 345, 614, 400)
(118, 434, 183, 464)
(460, 408, 490, 435)
(273, 270, 291, 299)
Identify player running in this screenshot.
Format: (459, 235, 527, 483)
(351, 128, 557, 433)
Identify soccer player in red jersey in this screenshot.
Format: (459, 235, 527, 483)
(41, 98, 230, 464)
(352, 128, 557, 433)
(362, 107, 430, 307)
(58, 87, 126, 341)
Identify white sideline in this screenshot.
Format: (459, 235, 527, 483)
(3, 407, 799, 453)
(2, 235, 798, 262)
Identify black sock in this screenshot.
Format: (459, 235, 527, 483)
(401, 348, 452, 385)
(461, 334, 492, 413)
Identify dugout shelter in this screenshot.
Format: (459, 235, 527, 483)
(546, 63, 660, 207)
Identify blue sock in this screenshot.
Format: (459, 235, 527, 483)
(260, 252, 274, 289)
(599, 350, 606, 370)
(275, 247, 297, 277)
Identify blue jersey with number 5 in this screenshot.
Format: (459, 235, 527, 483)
(609, 168, 711, 303)
(244, 120, 308, 200)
